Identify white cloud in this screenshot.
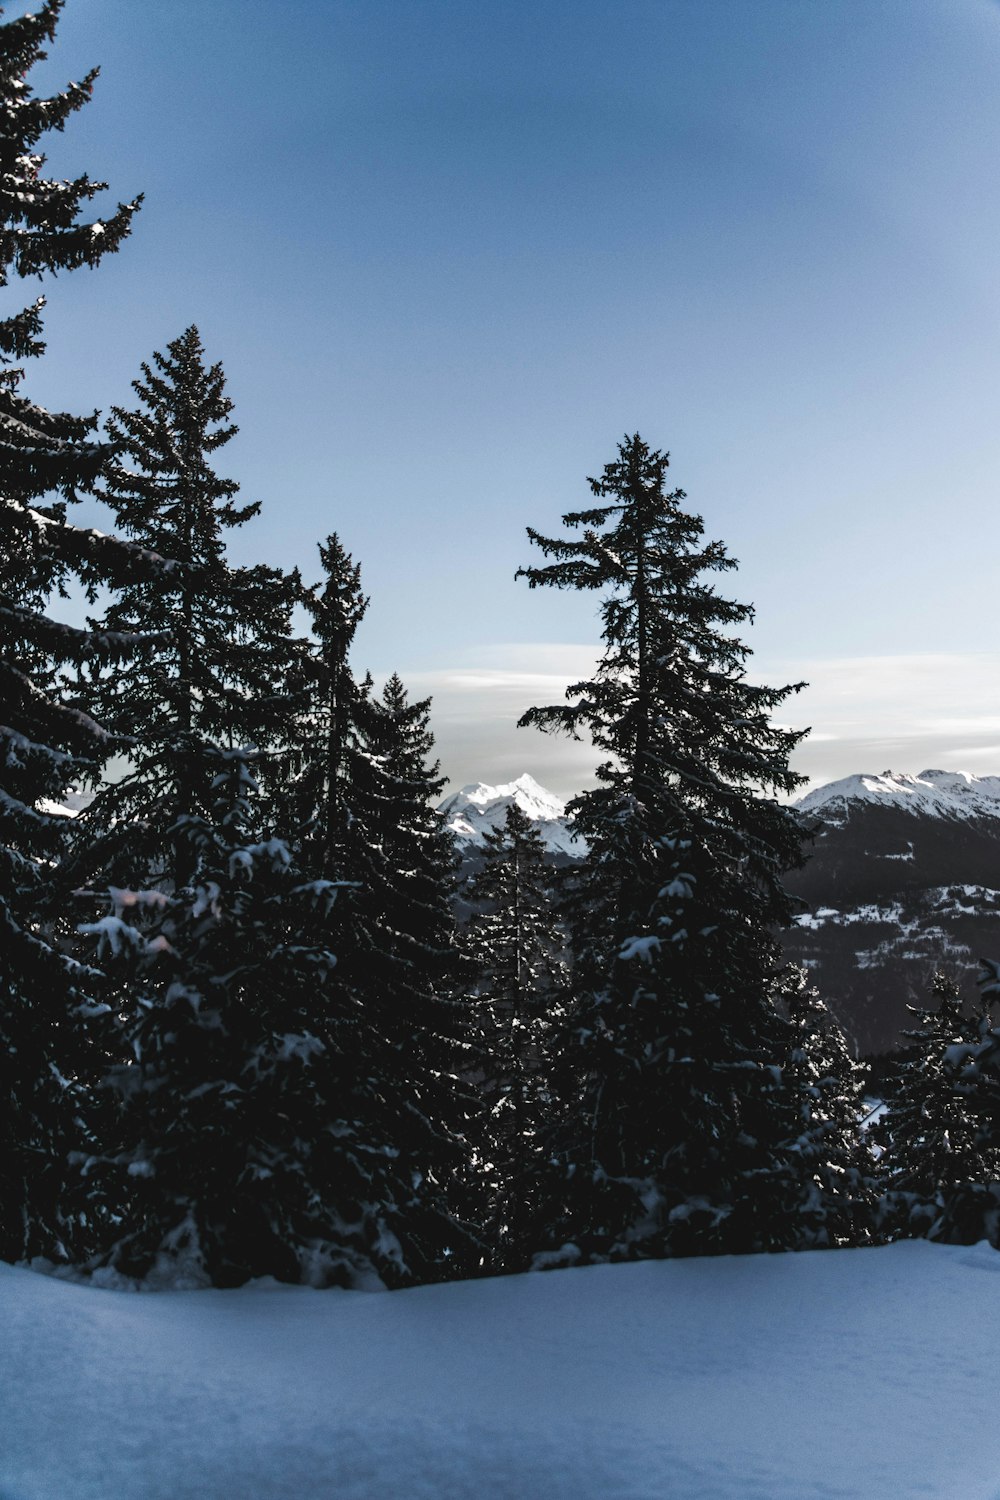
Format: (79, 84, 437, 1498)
(377, 646, 601, 799)
(754, 651, 1000, 792)
(383, 647, 1000, 801)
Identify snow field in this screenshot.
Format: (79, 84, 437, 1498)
(5, 1240, 1000, 1499)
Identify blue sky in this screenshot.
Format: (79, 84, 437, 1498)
(24, 0, 1000, 797)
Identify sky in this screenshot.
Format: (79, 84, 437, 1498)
(20, 0, 1000, 799)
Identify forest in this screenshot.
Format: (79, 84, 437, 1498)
(5, 0, 1000, 1297)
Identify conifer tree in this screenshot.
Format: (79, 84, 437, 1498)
(83, 741, 480, 1288)
(0, 0, 143, 1262)
(463, 802, 566, 1270)
(890, 969, 1000, 1246)
(80, 749, 369, 1286)
(516, 433, 809, 1263)
(281, 532, 368, 875)
(763, 971, 877, 1250)
(874, 977, 994, 1240)
(342, 674, 483, 1276)
(74, 326, 301, 889)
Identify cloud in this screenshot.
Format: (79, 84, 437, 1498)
(377, 645, 601, 799)
(383, 647, 1000, 801)
(753, 651, 1000, 792)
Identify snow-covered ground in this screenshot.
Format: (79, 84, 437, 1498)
(5, 1241, 1000, 1499)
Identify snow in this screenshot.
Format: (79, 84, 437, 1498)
(6, 1241, 1000, 1498)
(797, 767, 1000, 821)
(438, 771, 586, 856)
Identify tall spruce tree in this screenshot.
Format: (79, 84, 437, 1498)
(74, 326, 301, 889)
(463, 802, 566, 1271)
(341, 673, 483, 1277)
(0, 0, 143, 1262)
(281, 532, 368, 875)
(516, 433, 810, 1262)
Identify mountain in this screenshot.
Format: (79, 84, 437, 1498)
(438, 774, 585, 859)
(439, 767, 1000, 1057)
(784, 769, 1000, 1056)
(797, 768, 1000, 823)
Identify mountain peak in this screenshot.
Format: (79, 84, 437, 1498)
(438, 774, 584, 856)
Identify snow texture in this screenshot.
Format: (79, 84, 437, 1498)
(438, 772, 586, 856)
(6, 1241, 1000, 1498)
(797, 767, 1000, 822)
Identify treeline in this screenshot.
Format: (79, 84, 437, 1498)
(4, 2, 1000, 1292)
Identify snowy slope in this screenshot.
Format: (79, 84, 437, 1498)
(438, 773, 584, 856)
(36, 789, 92, 819)
(6, 1242, 1000, 1499)
(797, 767, 1000, 822)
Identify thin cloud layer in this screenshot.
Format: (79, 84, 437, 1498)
(389, 648, 1000, 802)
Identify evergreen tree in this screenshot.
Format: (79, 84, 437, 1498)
(764, 970, 877, 1250)
(80, 748, 378, 1286)
(74, 326, 301, 888)
(281, 532, 368, 875)
(516, 433, 809, 1263)
(874, 976, 995, 1240)
(893, 968, 1000, 1246)
(0, 0, 142, 1262)
(463, 802, 566, 1271)
(342, 674, 483, 1277)
(83, 739, 480, 1288)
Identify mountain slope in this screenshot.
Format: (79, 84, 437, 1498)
(784, 769, 1000, 1054)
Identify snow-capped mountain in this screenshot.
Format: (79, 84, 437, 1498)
(797, 769, 1000, 824)
(785, 768, 1000, 1055)
(439, 766, 1000, 1056)
(438, 774, 584, 858)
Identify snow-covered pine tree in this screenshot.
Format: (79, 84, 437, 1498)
(463, 802, 566, 1271)
(874, 976, 995, 1241)
(74, 326, 302, 889)
(280, 532, 368, 875)
(342, 673, 483, 1278)
(516, 433, 809, 1263)
(0, 0, 143, 1263)
(761, 970, 877, 1250)
(883, 969, 1000, 1247)
(80, 747, 392, 1287)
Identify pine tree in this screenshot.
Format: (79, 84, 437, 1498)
(80, 748, 382, 1287)
(83, 738, 481, 1288)
(516, 433, 809, 1263)
(463, 802, 566, 1271)
(74, 326, 301, 889)
(0, 0, 143, 1263)
(885, 968, 1000, 1247)
(764, 971, 877, 1250)
(281, 532, 368, 875)
(873, 976, 994, 1240)
(342, 674, 483, 1278)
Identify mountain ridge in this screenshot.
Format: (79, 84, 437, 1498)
(438, 773, 586, 857)
(797, 768, 1000, 824)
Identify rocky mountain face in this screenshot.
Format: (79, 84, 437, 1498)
(784, 770, 1000, 1057)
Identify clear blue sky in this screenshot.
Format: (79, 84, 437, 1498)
(23, 0, 1000, 797)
